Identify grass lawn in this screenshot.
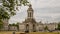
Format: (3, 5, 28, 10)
(29, 32, 60, 34)
(0, 31, 12, 34)
(0, 31, 60, 34)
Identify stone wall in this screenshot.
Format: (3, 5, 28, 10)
(3, 19, 9, 31)
(19, 23, 25, 32)
(19, 23, 58, 32)
(9, 26, 17, 31)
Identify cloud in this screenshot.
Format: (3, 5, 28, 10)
(30, 0, 60, 8)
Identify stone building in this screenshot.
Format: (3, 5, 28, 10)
(9, 26, 17, 31)
(19, 4, 58, 32)
(2, 19, 9, 31)
(36, 22, 44, 31)
(44, 23, 58, 30)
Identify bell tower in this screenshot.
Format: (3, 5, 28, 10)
(23, 4, 37, 32)
(27, 4, 34, 19)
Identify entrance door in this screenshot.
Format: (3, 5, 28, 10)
(33, 24, 36, 32)
(25, 24, 29, 33)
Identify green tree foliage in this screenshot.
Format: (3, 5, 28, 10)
(0, 0, 29, 29)
(9, 23, 19, 30)
(1, 0, 29, 19)
(16, 23, 19, 31)
(2, 0, 29, 16)
(9, 23, 16, 26)
(0, 6, 10, 19)
(0, 20, 3, 29)
(44, 26, 48, 30)
(57, 22, 60, 30)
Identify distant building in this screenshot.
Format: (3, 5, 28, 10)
(2, 19, 9, 31)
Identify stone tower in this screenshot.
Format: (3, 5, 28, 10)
(19, 4, 37, 32)
(23, 4, 37, 32)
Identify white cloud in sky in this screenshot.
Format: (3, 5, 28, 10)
(30, 0, 60, 8)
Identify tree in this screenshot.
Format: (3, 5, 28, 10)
(57, 22, 60, 30)
(0, 20, 3, 30)
(9, 23, 19, 31)
(16, 23, 19, 31)
(0, 0, 29, 20)
(0, 0, 29, 30)
(9, 23, 16, 26)
(44, 26, 48, 30)
(2, 0, 29, 15)
(2, 0, 29, 16)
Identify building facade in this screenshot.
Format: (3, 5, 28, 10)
(2, 19, 9, 31)
(19, 4, 58, 32)
(9, 26, 17, 31)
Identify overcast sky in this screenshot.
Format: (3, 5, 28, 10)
(9, 0, 60, 24)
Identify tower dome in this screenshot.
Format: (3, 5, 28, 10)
(27, 4, 34, 18)
(27, 4, 33, 11)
